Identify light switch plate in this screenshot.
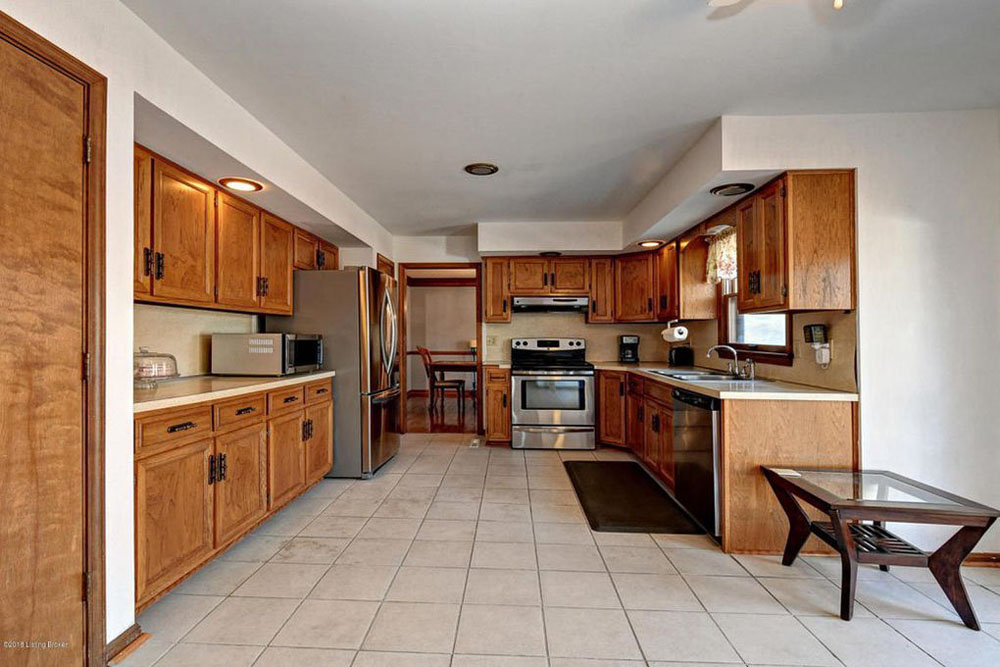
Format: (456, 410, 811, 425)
(486, 335, 498, 346)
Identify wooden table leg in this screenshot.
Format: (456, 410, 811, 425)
(765, 473, 812, 566)
(928, 521, 993, 630)
(830, 510, 858, 621)
(873, 521, 890, 572)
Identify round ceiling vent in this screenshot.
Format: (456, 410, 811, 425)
(710, 183, 755, 197)
(464, 163, 499, 176)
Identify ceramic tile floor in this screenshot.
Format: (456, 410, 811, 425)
(123, 433, 1000, 667)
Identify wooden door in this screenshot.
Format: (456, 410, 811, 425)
(483, 257, 511, 323)
(597, 371, 626, 446)
(755, 180, 788, 309)
(614, 253, 654, 321)
(134, 145, 153, 295)
(135, 439, 214, 604)
(293, 229, 318, 270)
(626, 393, 644, 458)
(318, 241, 339, 270)
(655, 241, 679, 321)
(268, 411, 305, 509)
(509, 257, 549, 294)
(643, 397, 660, 469)
(587, 257, 615, 323)
(1, 33, 93, 662)
(214, 423, 267, 546)
(736, 198, 758, 311)
(216, 192, 261, 309)
(151, 160, 216, 303)
(260, 212, 294, 314)
(484, 367, 511, 442)
(550, 257, 589, 294)
(304, 401, 334, 483)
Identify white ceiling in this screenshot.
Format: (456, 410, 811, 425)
(123, 0, 1000, 236)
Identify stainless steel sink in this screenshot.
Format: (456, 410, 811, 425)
(643, 369, 749, 382)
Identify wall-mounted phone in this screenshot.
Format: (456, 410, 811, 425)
(803, 324, 831, 369)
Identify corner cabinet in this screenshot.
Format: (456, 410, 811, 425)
(597, 370, 626, 446)
(655, 241, 679, 321)
(484, 366, 511, 442)
(483, 257, 512, 323)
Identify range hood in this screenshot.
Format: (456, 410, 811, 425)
(512, 296, 589, 313)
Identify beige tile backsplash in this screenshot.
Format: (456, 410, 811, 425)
(134, 303, 256, 377)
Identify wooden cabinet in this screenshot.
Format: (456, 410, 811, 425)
(642, 397, 674, 489)
(260, 212, 294, 314)
(626, 375, 645, 458)
(216, 192, 261, 309)
(318, 240, 339, 270)
(509, 257, 589, 295)
(587, 257, 615, 323)
(304, 400, 334, 483)
(135, 438, 214, 604)
(484, 366, 511, 442)
(737, 170, 855, 313)
(483, 257, 511, 323)
(614, 252, 655, 322)
(597, 371, 626, 446)
(213, 423, 267, 546)
(151, 160, 216, 303)
(294, 229, 319, 270)
(677, 229, 718, 320)
(550, 257, 589, 294)
(509, 257, 548, 294)
(134, 145, 153, 295)
(267, 410, 306, 509)
(655, 241, 679, 321)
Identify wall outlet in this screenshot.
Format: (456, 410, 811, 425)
(486, 335, 498, 347)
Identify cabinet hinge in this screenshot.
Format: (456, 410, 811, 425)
(82, 352, 90, 381)
(84, 136, 92, 164)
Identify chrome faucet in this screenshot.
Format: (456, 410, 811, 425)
(706, 345, 739, 377)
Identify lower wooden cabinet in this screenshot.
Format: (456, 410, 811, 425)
(304, 400, 334, 483)
(213, 423, 267, 546)
(597, 371, 626, 446)
(626, 375, 645, 458)
(268, 410, 306, 510)
(484, 366, 511, 442)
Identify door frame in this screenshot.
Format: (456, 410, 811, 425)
(398, 262, 483, 434)
(0, 11, 107, 665)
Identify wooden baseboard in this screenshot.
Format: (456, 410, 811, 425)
(106, 623, 143, 663)
(966, 553, 1000, 567)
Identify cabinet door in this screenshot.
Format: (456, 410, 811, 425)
(587, 257, 615, 323)
(614, 253, 655, 321)
(484, 368, 511, 442)
(509, 257, 549, 295)
(214, 423, 267, 546)
(216, 192, 261, 309)
(550, 257, 589, 294)
(597, 371, 626, 446)
(318, 241, 339, 270)
(294, 229, 318, 270)
(151, 160, 216, 303)
(655, 241, 679, 321)
(304, 401, 334, 483)
(483, 257, 511, 323)
(260, 212, 294, 314)
(736, 198, 758, 311)
(657, 405, 675, 489)
(268, 410, 305, 509)
(626, 393, 644, 458)
(135, 439, 214, 604)
(134, 145, 153, 295)
(755, 180, 787, 309)
(643, 397, 660, 469)
(677, 233, 718, 320)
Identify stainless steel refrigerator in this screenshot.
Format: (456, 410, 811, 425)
(267, 267, 400, 478)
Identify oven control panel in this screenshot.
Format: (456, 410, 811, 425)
(511, 338, 586, 350)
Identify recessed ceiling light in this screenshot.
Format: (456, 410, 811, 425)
(639, 240, 664, 249)
(710, 183, 754, 197)
(219, 177, 264, 192)
(464, 163, 499, 176)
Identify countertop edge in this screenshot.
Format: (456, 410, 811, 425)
(134, 370, 337, 414)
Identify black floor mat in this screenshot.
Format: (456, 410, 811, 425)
(564, 461, 703, 534)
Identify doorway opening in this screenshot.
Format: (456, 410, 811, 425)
(399, 263, 482, 434)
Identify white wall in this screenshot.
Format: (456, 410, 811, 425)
(477, 221, 622, 254)
(0, 0, 393, 640)
(393, 235, 481, 264)
(406, 286, 478, 391)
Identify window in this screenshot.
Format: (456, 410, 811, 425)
(718, 279, 793, 365)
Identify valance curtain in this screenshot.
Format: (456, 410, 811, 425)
(706, 227, 737, 284)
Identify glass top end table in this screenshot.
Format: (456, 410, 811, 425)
(762, 467, 999, 630)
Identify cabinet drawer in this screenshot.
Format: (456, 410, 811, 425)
(485, 368, 509, 384)
(626, 373, 644, 397)
(136, 406, 213, 456)
(305, 378, 333, 405)
(214, 394, 266, 432)
(644, 379, 672, 406)
(268, 386, 305, 414)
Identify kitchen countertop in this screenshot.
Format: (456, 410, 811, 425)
(134, 370, 336, 414)
(487, 361, 857, 402)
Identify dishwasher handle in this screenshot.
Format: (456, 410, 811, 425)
(672, 388, 720, 412)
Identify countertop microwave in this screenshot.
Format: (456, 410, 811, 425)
(211, 333, 323, 376)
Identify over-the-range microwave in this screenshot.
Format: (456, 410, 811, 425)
(211, 333, 323, 376)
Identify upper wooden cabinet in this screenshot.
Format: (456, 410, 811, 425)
(134, 146, 153, 295)
(483, 257, 511, 323)
(259, 213, 294, 314)
(614, 252, 655, 322)
(655, 241, 679, 322)
(509, 257, 589, 295)
(318, 240, 339, 270)
(677, 229, 718, 320)
(737, 170, 855, 313)
(293, 229, 319, 270)
(151, 160, 216, 304)
(587, 257, 615, 323)
(216, 192, 261, 309)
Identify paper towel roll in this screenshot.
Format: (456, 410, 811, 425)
(662, 326, 689, 343)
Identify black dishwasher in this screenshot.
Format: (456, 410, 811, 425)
(672, 388, 721, 537)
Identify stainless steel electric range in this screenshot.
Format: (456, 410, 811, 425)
(510, 338, 596, 450)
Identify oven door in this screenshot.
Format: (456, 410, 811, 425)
(511, 372, 595, 426)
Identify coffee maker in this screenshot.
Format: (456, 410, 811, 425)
(618, 335, 640, 363)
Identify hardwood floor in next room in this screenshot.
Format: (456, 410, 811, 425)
(121, 434, 1000, 667)
(406, 395, 477, 434)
